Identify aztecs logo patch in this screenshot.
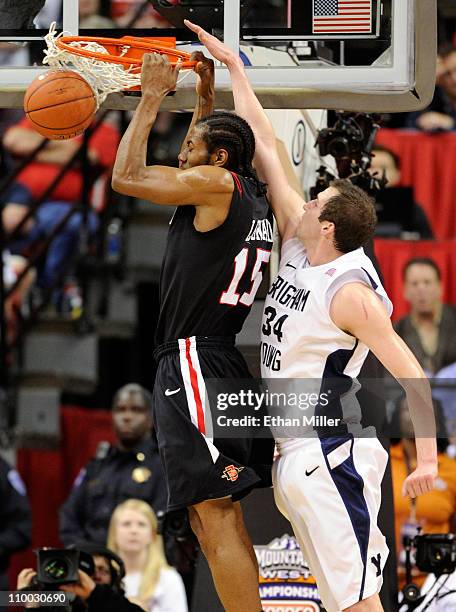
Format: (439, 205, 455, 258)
(221, 464, 244, 482)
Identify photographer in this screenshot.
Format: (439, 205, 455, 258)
(0, 456, 31, 591)
(390, 398, 456, 590)
(413, 572, 456, 611)
(369, 145, 434, 239)
(16, 546, 144, 612)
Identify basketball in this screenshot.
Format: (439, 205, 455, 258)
(23, 70, 96, 140)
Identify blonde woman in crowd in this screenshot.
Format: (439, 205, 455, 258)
(107, 499, 188, 612)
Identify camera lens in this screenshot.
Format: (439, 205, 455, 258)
(43, 558, 69, 580)
(163, 509, 191, 538)
(328, 137, 350, 159)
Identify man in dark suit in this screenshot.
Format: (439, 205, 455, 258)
(395, 258, 456, 374)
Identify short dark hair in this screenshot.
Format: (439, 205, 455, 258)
(318, 179, 377, 253)
(73, 543, 126, 592)
(438, 43, 456, 61)
(372, 145, 401, 170)
(196, 112, 267, 195)
(112, 383, 152, 411)
(402, 257, 442, 281)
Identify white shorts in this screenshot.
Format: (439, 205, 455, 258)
(272, 435, 389, 612)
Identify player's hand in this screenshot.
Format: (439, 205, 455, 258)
(60, 570, 96, 601)
(417, 111, 455, 131)
(184, 20, 240, 68)
(17, 568, 37, 590)
(402, 461, 437, 498)
(141, 53, 181, 99)
(190, 50, 215, 101)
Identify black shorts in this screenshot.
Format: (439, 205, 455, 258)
(152, 336, 274, 511)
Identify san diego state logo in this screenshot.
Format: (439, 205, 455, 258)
(222, 464, 244, 482)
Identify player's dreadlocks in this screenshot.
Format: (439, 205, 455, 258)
(197, 112, 267, 195)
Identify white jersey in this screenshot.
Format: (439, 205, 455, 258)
(261, 238, 392, 439)
(263, 238, 392, 611)
(261, 238, 392, 379)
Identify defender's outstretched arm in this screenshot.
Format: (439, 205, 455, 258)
(185, 20, 303, 240)
(330, 282, 438, 499)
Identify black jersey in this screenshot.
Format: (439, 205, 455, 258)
(156, 172, 273, 344)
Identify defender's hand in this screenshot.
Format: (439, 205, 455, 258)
(190, 50, 214, 100)
(402, 462, 437, 498)
(60, 570, 96, 601)
(185, 19, 240, 68)
(141, 53, 181, 99)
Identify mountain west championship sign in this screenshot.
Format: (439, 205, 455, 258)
(255, 534, 323, 611)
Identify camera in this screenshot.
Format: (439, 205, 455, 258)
(157, 509, 192, 540)
(157, 510, 199, 575)
(34, 548, 94, 587)
(401, 532, 456, 609)
(406, 533, 456, 577)
(316, 113, 379, 161)
(311, 112, 387, 199)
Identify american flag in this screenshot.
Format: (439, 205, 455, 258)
(313, 0, 373, 34)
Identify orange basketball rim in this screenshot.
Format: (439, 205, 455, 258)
(55, 35, 197, 71)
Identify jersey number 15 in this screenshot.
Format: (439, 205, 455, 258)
(220, 248, 271, 307)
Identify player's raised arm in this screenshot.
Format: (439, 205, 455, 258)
(185, 19, 303, 241)
(179, 50, 214, 160)
(330, 282, 438, 498)
(111, 53, 232, 208)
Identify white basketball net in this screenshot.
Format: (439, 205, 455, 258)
(43, 23, 191, 109)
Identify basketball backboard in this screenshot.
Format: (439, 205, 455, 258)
(0, 0, 437, 112)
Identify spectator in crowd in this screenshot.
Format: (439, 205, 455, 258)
(370, 145, 434, 239)
(17, 545, 144, 611)
(433, 364, 456, 448)
(60, 384, 167, 546)
(111, 0, 173, 28)
(0, 42, 30, 67)
(1, 114, 119, 307)
(0, 455, 31, 591)
(2, 251, 35, 343)
(395, 258, 456, 374)
(390, 398, 456, 589)
(79, 0, 116, 29)
(406, 45, 456, 131)
(107, 499, 188, 612)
